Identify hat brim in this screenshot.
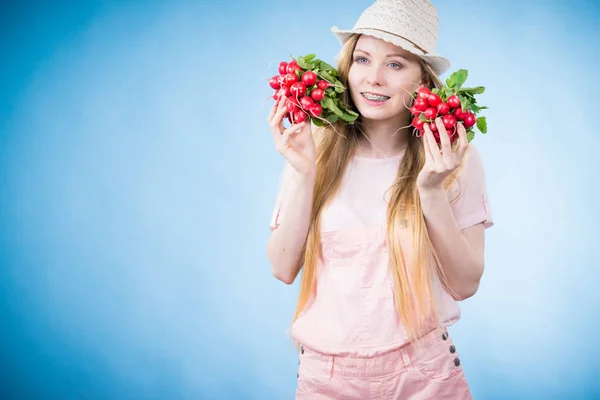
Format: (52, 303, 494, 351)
(331, 26, 451, 76)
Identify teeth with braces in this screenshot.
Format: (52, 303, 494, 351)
(362, 93, 389, 101)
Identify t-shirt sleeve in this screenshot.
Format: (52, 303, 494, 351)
(447, 144, 494, 230)
(269, 161, 296, 231)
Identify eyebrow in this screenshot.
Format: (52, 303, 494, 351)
(353, 49, 408, 60)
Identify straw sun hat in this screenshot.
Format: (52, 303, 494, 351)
(331, 0, 451, 76)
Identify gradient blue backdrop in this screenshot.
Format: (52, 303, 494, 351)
(1, 0, 599, 399)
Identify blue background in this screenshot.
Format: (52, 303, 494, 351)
(1, 0, 599, 399)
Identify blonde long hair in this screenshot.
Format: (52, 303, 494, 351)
(293, 34, 468, 343)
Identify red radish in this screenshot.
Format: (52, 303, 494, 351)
(279, 62, 288, 75)
(433, 130, 440, 142)
(402, 69, 487, 143)
(290, 82, 307, 98)
(274, 88, 289, 100)
(427, 93, 441, 107)
(417, 87, 431, 99)
(317, 80, 329, 90)
(287, 63, 302, 75)
(447, 95, 461, 109)
(463, 112, 476, 128)
(294, 110, 308, 123)
(437, 102, 450, 115)
(446, 126, 457, 139)
(283, 73, 299, 86)
(411, 115, 425, 130)
(302, 71, 317, 87)
(453, 107, 466, 121)
(286, 97, 300, 113)
(442, 114, 457, 129)
(424, 107, 437, 120)
(410, 106, 422, 117)
(310, 88, 324, 102)
(309, 103, 323, 117)
(414, 97, 428, 111)
(268, 54, 362, 127)
(269, 76, 280, 90)
(299, 96, 314, 109)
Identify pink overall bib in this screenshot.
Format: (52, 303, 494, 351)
(270, 145, 493, 399)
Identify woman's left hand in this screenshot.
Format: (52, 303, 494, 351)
(416, 117, 469, 192)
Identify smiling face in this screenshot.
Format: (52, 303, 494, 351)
(347, 35, 427, 124)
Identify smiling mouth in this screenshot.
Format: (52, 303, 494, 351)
(361, 92, 390, 101)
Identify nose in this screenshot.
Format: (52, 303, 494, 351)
(366, 65, 385, 86)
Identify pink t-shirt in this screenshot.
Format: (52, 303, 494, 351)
(269, 144, 493, 357)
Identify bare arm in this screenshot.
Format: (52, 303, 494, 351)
(267, 167, 315, 284)
(419, 189, 485, 299)
(266, 97, 319, 285)
(418, 121, 493, 300)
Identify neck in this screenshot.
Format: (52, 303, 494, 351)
(356, 114, 411, 158)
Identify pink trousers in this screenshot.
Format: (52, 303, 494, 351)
(295, 328, 473, 399)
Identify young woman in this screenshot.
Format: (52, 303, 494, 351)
(266, 0, 493, 398)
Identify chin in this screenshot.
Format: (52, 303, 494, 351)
(356, 105, 400, 121)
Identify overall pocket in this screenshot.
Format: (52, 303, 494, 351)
(296, 347, 331, 396)
(409, 330, 465, 384)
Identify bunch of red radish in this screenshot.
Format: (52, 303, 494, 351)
(269, 59, 330, 124)
(410, 87, 477, 144)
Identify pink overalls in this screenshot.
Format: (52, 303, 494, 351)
(270, 145, 494, 399)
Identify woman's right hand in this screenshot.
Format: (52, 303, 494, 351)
(268, 97, 317, 176)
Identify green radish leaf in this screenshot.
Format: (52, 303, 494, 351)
(339, 111, 358, 122)
(323, 98, 344, 117)
(461, 92, 476, 103)
(419, 113, 428, 122)
(476, 116, 487, 133)
(321, 97, 333, 110)
(319, 60, 335, 72)
(467, 129, 475, 142)
(479, 106, 489, 110)
(325, 88, 337, 97)
(304, 53, 317, 62)
(438, 89, 447, 102)
(296, 56, 308, 69)
(460, 86, 485, 95)
(320, 70, 335, 83)
(297, 56, 314, 70)
(325, 114, 339, 123)
(447, 69, 468, 90)
(431, 88, 439, 94)
(460, 97, 469, 112)
(312, 117, 324, 127)
(346, 109, 359, 118)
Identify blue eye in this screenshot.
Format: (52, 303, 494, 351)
(354, 57, 367, 63)
(389, 62, 402, 69)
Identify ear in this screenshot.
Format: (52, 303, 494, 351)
(418, 63, 432, 89)
(419, 74, 431, 90)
